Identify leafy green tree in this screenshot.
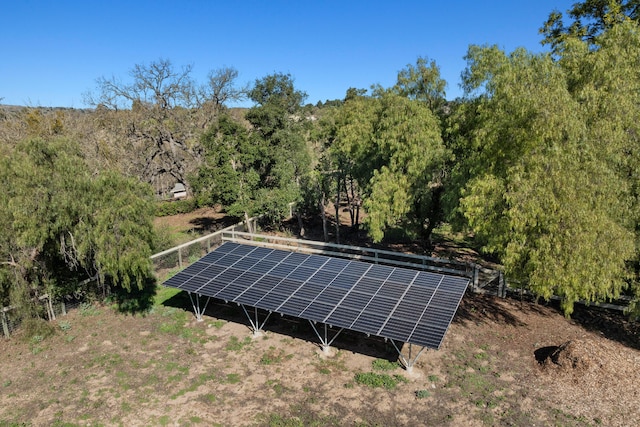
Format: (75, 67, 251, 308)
(0, 138, 156, 315)
(193, 73, 311, 230)
(559, 21, 640, 316)
(191, 114, 261, 229)
(393, 56, 447, 112)
(541, 0, 640, 50)
(457, 34, 638, 315)
(245, 73, 311, 225)
(332, 91, 449, 243)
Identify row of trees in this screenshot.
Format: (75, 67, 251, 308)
(1, 0, 639, 318)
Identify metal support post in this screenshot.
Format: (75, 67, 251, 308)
(308, 321, 344, 353)
(388, 340, 427, 373)
(188, 292, 210, 321)
(473, 264, 479, 291)
(240, 305, 273, 336)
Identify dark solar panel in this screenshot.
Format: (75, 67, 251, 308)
(162, 241, 468, 349)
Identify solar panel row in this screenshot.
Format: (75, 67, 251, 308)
(163, 242, 468, 349)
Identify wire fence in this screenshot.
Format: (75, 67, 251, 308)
(1, 297, 85, 338)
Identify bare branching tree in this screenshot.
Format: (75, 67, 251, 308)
(83, 59, 244, 197)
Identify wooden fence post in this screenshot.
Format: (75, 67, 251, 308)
(46, 295, 55, 321)
(473, 265, 479, 291)
(1, 310, 10, 338)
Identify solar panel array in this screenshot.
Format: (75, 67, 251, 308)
(163, 242, 469, 349)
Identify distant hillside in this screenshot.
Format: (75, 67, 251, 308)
(0, 104, 93, 114)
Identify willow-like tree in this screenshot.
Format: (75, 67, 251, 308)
(457, 23, 639, 315)
(541, 0, 640, 50)
(0, 138, 156, 315)
(393, 56, 447, 113)
(332, 91, 449, 243)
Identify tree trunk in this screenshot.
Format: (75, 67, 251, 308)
(420, 185, 444, 249)
(297, 208, 305, 237)
(320, 191, 328, 242)
(244, 211, 254, 234)
(343, 179, 354, 227)
(335, 175, 341, 244)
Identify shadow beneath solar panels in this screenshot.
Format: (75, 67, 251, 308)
(161, 293, 401, 360)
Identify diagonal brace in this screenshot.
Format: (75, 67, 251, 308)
(188, 292, 211, 321)
(309, 321, 344, 353)
(388, 340, 427, 373)
(240, 305, 272, 336)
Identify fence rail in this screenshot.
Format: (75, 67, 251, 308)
(221, 230, 477, 279)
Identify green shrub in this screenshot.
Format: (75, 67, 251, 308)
(372, 359, 399, 371)
(79, 302, 100, 317)
(152, 224, 177, 252)
(155, 199, 198, 217)
(416, 389, 431, 399)
(21, 317, 57, 342)
(354, 372, 407, 390)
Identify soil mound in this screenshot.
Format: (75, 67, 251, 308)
(537, 339, 602, 374)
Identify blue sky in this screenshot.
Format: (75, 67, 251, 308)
(1, 0, 576, 108)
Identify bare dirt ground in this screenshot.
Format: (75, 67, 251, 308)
(154, 206, 238, 245)
(1, 209, 639, 426)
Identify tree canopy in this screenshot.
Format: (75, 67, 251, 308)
(452, 19, 640, 315)
(541, 0, 640, 50)
(3, 4, 640, 319)
(329, 88, 449, 243)
(0, 138, 156, 315)
(192, 73, 311, 229)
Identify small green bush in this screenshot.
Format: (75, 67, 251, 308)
(79, 302, 100, 317)
(155, 199, 198, 217)
(354, 372, 407, 390)
(58, 320, 71, 332)
(372, 359, 399, 371)
(416, 389, 431, 399)
(152, 224, 177, 252)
